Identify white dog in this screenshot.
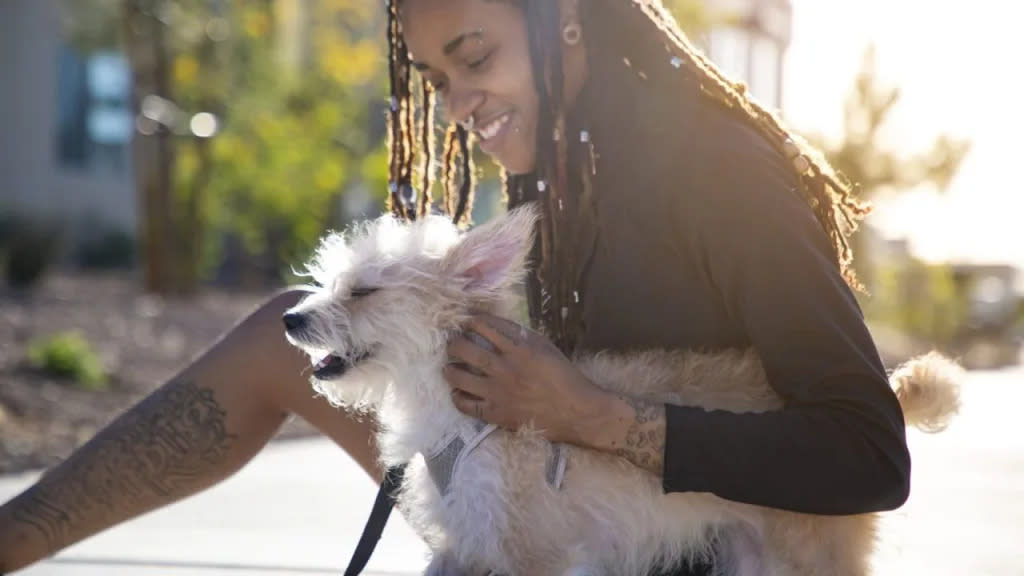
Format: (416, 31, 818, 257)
(283, 205, 961, 576)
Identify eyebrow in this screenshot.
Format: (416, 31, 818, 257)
(444, 29, 483, 55)
(410, 29, 485, 71)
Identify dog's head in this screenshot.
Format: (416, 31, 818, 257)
(283, 205, 538, 408)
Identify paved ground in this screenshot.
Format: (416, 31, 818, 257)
(0, 436, 430, 575)
(869, 366, 1024, 575)
(2, 367, 1023, 575)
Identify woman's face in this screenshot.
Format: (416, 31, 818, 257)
(400, 0, 540, 174)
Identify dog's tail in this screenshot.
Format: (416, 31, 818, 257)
(888, 351, 963, 433)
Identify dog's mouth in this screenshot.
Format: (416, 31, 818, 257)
(312, 350, 373, 380)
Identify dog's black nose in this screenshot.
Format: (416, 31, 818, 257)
(282, 312, 307, 332)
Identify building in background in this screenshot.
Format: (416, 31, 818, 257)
(700, 0, 792, 111)
(0, 0, 135, 247)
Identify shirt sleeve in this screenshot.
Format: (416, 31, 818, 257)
(660, 124, 911, 515)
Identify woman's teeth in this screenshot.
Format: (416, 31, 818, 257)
(477, 113, 510, 141)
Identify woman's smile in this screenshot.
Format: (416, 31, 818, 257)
(475, 110, 514, 154)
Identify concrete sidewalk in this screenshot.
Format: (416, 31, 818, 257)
(0, 436, 429, 575)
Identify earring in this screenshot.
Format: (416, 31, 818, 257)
(459, 115, 476, 132)
(562, 22, 581, 46)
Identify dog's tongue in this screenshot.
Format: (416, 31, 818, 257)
(313, 354, 349, 379)
(312, 350, 373, 380)
(315, 354, 337, 370)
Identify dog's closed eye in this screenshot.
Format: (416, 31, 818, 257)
(350, 287, 379, 298)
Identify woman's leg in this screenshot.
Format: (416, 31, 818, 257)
(0, 289, 380, 574)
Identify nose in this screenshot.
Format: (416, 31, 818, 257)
(445, 86, 484, 130)
(282, 312, 307, 332)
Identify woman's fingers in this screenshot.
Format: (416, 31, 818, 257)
(443, 360, 492, 399)
(464, 314, 532, 354)
(450, 388, 491, 421)
(446, 334, 500, 375)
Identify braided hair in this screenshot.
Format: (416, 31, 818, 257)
(387, 0, 869, 355)
(386, 0, 474, 225)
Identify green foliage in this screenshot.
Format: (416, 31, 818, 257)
(807, 45, 970, 202)
(56, 0, 121, 53)
(28, 331, 109, 390)
(663, 0, 711, 36)
(864, 260, 968, 346)
(800, 45, 970, 292)
(56, 1, 390, 290)
(187, 1, 389, 283)
(170, 1, 390, 285)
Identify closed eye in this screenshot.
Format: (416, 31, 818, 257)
(350, 287, 379, 298)
(467, 48, 495, 70)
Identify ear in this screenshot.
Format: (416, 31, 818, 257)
(442, 204, 540, 294)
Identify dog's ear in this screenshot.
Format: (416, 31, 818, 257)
(442, 205, 539, 293)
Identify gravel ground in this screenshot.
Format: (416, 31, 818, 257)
(0, 272, 319, 475)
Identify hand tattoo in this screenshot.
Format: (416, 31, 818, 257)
(611, 396, 666, 476)
(2, 379, 237, 550)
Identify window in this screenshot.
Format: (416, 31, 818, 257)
(708, 25, 783, 111)
(55, 44, 132, 173)
(708, 26, 749, 85)
(749, 32, 780, 109)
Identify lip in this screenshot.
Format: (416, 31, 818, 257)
(475, 110, 514, 155)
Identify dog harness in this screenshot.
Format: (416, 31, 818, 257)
(424, 419, 569, 497)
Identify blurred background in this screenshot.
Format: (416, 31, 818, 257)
(0, 0, 1021, 573)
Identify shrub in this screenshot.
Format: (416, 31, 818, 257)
(76, 228, 136, 269)
(3, 216, 63, 289)
(27, 331, 109, 390)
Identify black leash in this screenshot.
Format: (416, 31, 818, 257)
(343, 465, 406, 576)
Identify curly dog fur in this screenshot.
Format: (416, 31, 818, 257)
(283, 205, 961, 576)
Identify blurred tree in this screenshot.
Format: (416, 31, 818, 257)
(664, 0, 711, 36)
(804, 45, 971, 289)
(57, 0, 391, 293)
(121, 0, 178, 293)
(196, 1, 389, 288)
(168, 0, 390, 290)
(59, 0, 197, 293)
(57, 0, 120, 51)
(871, 259, 966, 348)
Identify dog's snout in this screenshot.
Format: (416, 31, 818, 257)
(282, 312, 308, 332)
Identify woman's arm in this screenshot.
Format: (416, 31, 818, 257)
(0, 290, 380, 574)
(648, 119, 910, 515)
(572, 395, 668, 477)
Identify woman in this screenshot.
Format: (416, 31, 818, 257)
(397, 0, 909, 573)
(0, 1, 908, 574)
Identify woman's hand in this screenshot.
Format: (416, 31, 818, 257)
(443, 313, 669, 476)
(443, 313, 609, 445)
